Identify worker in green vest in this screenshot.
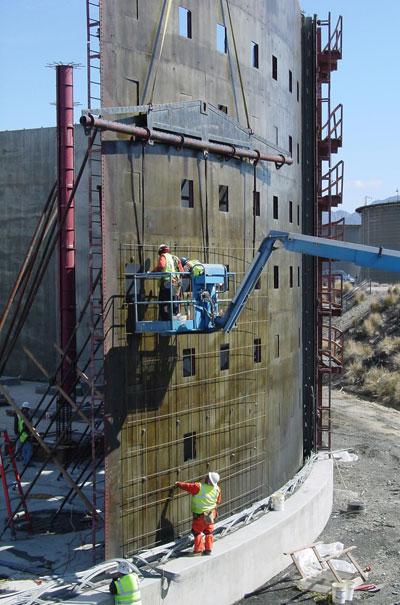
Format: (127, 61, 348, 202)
(153, 244, 183, 320)
(109, 560, 141, 605)
(180, 257, 204, 277)
(14, 402, 33, 466)
(175, 471, 221, 555)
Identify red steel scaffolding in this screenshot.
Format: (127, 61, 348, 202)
(315, 14, 344, 449)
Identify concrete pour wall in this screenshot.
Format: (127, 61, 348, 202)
(0, 126, 89, 379)
(100, 0, 307, 557)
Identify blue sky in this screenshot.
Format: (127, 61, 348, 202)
(1, 1, 398, 212)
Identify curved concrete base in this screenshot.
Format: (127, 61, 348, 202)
(58, 458, 333, 604)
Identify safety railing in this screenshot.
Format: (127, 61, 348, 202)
(319, 325, 344, 370)
(320, 272, 343, 314)
(126, 269, 232, 334)
(318, 160, 344, 211)
(320, 104, 343, 150)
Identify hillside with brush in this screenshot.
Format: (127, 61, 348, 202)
(338, 286, 400, 408)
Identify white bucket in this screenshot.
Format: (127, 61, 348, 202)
(344, 579, 355, 602)
(331, 582, 346, 604)
(270, 492, 285, 511)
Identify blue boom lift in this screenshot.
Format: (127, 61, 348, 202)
(129, 230, 400, 335)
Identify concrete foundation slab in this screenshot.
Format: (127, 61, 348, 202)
(47, 457, 332, 604)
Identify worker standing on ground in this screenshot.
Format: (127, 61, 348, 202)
(109, 560, 141, 605)
(14, 402, 33, 466)
(175, 471, 221, 555)
(153, 244, 183, 320)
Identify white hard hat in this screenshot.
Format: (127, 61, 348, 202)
(158, 243, 170, 253)
(208, 472, 220, 487)
(117, 560, 132, 575)
(21, 402, 32, 409)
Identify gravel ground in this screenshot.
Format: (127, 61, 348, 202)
(241, 388, 400, 605)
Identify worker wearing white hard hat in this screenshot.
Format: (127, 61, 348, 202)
(175, 471, 221, 555)
(15, 402, 34, 466)
(109, 560, 141, 605)
(152, 244, 183, 320)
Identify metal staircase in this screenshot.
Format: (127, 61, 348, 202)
(315, 13, 344, 450)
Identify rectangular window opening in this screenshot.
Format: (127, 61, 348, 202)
(297, 204, 300, 226)
(183, 347, 195, 377)
(289, 69, 293, 93)
(289, 266, 294, 288)
(297, 142, 300, 164)
(220, 344, 230, 371)
(272, 55, 278, 80)
(273, 265, 279, 289)
(289, 200, 293, 223)
(289, 135, 293, 157)
(275, 334, 280, 358)
(179, 7, 192, 39)
(218, 104, 228, 114)
(183, 432, 196, 461)
(273, 195, 279, 220)
(219, 185, 229, 212)
(297, 80, 300, 102)
(254, 338, 262, 363)
(297, 266, 300, 287)
(181, 179, 194, 208)
(217, 23, 227, 54)
(253, 191, 260, 217)
(251, 42, 259, 68)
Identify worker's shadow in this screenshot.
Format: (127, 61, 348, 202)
(155, 486, 175, 544)
(104, 258, 178, 454)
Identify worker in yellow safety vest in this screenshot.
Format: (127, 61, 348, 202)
(109, 560, 141, 605)
(153, 244, 183, 320)
(14, 402, 33, 466)
(175, 471, 221, 555)
(180, 257, 204, 277)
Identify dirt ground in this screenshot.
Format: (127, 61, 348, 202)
(241, 388, 400, 605)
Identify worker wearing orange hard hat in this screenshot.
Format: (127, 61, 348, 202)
(175, 471, 221, 555)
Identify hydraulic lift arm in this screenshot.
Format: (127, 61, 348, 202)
(218, 230, 400, 333)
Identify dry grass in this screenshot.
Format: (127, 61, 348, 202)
(343, 282, 353, 294)
(382, 294, 398, 308)
(344, 339, 372, 361)
(376, 336, 400, 355)
(393, 352, 400, 368)
(370, 299, 382, 313)
(353, 291, 365, 305)
(345, 360, 364, 385)
(362, 312, 383, 336)
(363, 366, 400, 406)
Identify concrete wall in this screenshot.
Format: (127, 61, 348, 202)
(0, 126, 89, 379)
(357, 202, 400, 283)
(101, 0, 306, 557)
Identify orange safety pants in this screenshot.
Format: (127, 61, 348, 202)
(192, 515, 215, 553)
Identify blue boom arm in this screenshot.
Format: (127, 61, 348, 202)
(218, 230, 400, 333)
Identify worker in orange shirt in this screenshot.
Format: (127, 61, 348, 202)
(153, 244, 183, 320)
(175, 472, 221, 555)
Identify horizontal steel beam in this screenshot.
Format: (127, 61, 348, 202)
(80, 113, 293, 167)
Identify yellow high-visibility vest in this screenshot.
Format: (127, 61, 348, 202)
(17, 417, 29, 444)
(114, 573, 141, 605)
(187, 260, 204, 277)
(161, 253, 180, 286)
(191, 483, 220, 514)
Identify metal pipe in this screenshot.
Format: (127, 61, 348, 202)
(80, 114, 293, 166)
(57, 65, 76, 441)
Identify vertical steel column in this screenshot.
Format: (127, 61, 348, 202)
(56, 65, 76, 442)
